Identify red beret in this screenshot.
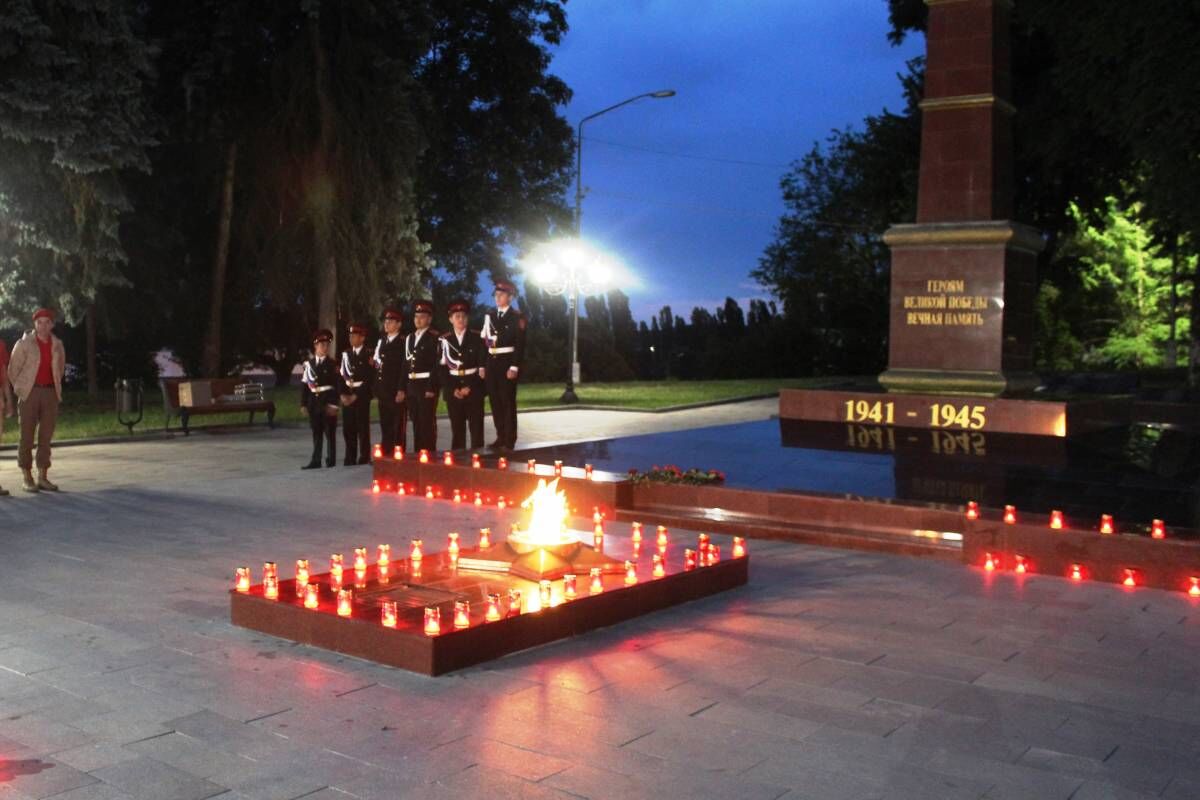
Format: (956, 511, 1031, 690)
(381, 307, 403, 322)
(347, 323, 368, 335)
(312, 328, 333, 344)
(412, 300, 435, 316)
(493, 280, 517, 296)
(446, 300, 470, 315)
(32, 308, 55, 323)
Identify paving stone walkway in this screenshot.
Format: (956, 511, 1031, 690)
(0, 400, 1198, 799)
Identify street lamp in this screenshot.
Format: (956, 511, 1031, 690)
(565, 88, 676, 403)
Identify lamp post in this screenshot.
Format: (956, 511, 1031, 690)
(564, 89, 675, 404)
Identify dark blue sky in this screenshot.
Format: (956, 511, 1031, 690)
(547, 1, 924, 321)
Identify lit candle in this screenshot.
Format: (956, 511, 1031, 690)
(381, 600, 398, 628)
(479, 527, 492, 548)
(234, 566, 250, 593)
(373, 443, 382, 460)
(732, 537, 746, 558)
(585, 464, 594, 479)
(652, 553, 665, 579)
(563, 573, 577, 600)
(589, 567, 603, 594)
(1070, 563, 1083, 581)
(454, 600, 471, 629)
(337, 589, 353, 617)
(1189, 577, 1200, 598)
(984, 552, 996, 571)
(371, 479, 381, 494)
(1152, 519, 1166, 539)
(1003, 505, 1017, 525)
(684, 549, 697, 571)
(425, 485, 435, 500)
(424, 606, 441, 635)
(1100, 514, 1114, 535)
(485, 592, 502, 621)
(697, 533, 710, 552)
(447, 532, 460, 558)
(377, 544, 390, 568)
(453, 489, 462, 503)
(471, 453, 481, 469)
(378, 563, 390, 584)
(330, 554, 344, 589)
(593, 522, 604, 538)
(474, 491, 483, 506)
(263, 561, 277, 580)
(295, 559, 310, 595)
(965, 500, 979, 521)
(397, 484, 406, 496)
(394, 445, 404, 460)
(624, 560, 638, 586)
(304, 583, 319, 609)
(410, 539, 423, 562)
(497, 456, 508, 470)
(539, 579, 552, 609)
(497, 495, 506, 510)
(527, 459, 537, 472)
(709, 544, 720, 564)
(593, 527, 604, 552)
(1122, 568, 1137, 588)
(411, 561, 422, 579)
(631, 521, 643, 540)
(419, 449, 430, 464)
(353, 548, 367, 572)
(1014, 554, 1028, 574)
(507, 589, 522, 616)
(1049, 510, 1064, 530)
(593, 508, 603, 525)
(656, 526, 669, 550)
(554, 460, 563, 476)
(263, 575, 279, 600)
(443, 451, 454, 466)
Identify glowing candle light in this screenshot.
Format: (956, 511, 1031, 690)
(1003, 505, 1016, 525)
(698, 533, 710, 552)
(527, 459, 537, 472)
(554, 460, 563, 476)
(593, 507, 603, 525)
(732, 537, 746, 558)
(1014, 554, 1028, 574)
(453, 489, 462, 503)
(965, 500, 979, 521)
(563, 573, 577, 600)
(397, 484, 407, 496)
(419, 449, 430, 464)
(539, 580, 552, 609)
(656, 526, 669, 550)
(330, 554, 344, 590)
(263, 576, 279, 601)
(1152, 519, 1166, 539)
(443, 451, 454, 466)
(373, 443, 382, 460)
(474, 491, 483, 506)
(423, 606, 441, 635)
(371, 479, 381, 494)
(337, 589, 353, 617)
(590, 567, 603, 594)
(235, 566, 251, 593)
(295, 559, 310, 595)
(497, 457, 508, 470)
(1189, 577, 1200, 598)
(304, 583, 319, 609)
(410, 539, 423, 562)
(377, 544, 390, 567)
(425, 485, 434, 500)
(684, 548, 697, 571)
(1070, 563, 1083, 581)
(585, 464, 594, 479)
(454, 600, 471, 629)
(497, 495, 506, 510)
(377, 563, 390, 584)
(262, 561, 277, 581)
(381, 600, 398, 628)
(631, 522, 642, 544)
(652, 553, 665, 579)
(1122, 568, 1137, 588)
(593, 522, 604, 539)
(1100, 514, 1114, 535)
(1049, 510, 1064, 530)
(447, 532, 460, 558)
(471, 453, 481, 469)
(984, 552, 997, 571)
(624, 560, 638, 586)
(507, 589, 522, 616)
(710, 545, 721, 564)
(485, 592, 502, 621)
(353, 548, 368, 572)
(593, 527, 604, 552)
(479, 527, 492, 548)
(394, 445, 404, 460)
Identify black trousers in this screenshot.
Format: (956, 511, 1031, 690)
(377, 392, 407, 457)
(407, 380, 438, 453)
(341, 390, 372, 464)
(444, 380, 484, 450)
(308, 406, 337, 465)
(486, 361, 519, 448)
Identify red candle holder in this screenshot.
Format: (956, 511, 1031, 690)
(373, 443, 383, 460)
(397, 484, 407, 496)
(263, 561, 277, 581)
(443, 451, 454, 466)
(480, 593, 500, 623)
(1122, 568, 1138, 588)
(1003, 505, 1016, 525)
(624, 560, 638, 586)
(337, 589, 353, 617)
(471, 453, 481, 469)
(697, 533, 710, 552)
(410, 539, 423, 562)
(418, 449, 430, 464)
(1189, 577, 1200, 598)
(585, 464, 594, 479)
(447, 532, 460, 558)
(353, 548, 368, 572)
(1152, 519, 1166, 539)
(656, 527, 669, 550)
(378, 562, 390, 584)
(630, 523, 642, 544)
(593, 507, 603, 525)
(1049, 510, 1064, 530)
(479, 527, 492, 549)
(1099, 514, 1114, 535)
(732, 537, 746, 558)
(684, 548, 697, 571)
(381, 600, 398, 628)
(474, 492, 483, 506)
(1014, 554, 1028, 574)
(393, 445, 403, 460)
(454, 600, 471, 629)
(983, 552, 997, 571)
(453, 489, 462, 503)
(593, 528, 604, 552)
(497, 495, 507, 510)
(263, 575, 279, 601)
(507, 589, 522, 616)
(295, 559, 310, 595)
(527, 459, 537, 472)
(424, 485, 434, 500)
(330, 554, 344, 590)
(539, 579, 552, 609)
(965, 500, 979, 521)
(377, 544, 390, 567)
(304, 583, 320, 609)
(497, 456, 508, 470)
(652, 553, 665, 579)
(554, 460, 563, 476)
(709, 545, 721, 564)
(1070, 563, 1084, 581)
(371, 479, 381, 494)
(423, 606, 441, 636)
(563, 573, 577, 600)
(589, 567, 603, 594)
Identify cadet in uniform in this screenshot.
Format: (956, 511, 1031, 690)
(339, 322, 375, 465)
(480, 279, 526, 451)
(374, 307, 407, 457)
(301, 329, 340, 469)
(439, 299, 486, 451)
(403, 300, 441, 453)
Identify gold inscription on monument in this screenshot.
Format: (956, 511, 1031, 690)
(902, 279, 987, 326)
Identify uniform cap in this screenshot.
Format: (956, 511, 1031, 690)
(347, 322, 368, 335)
(32, 308, 55, 323)
(446, 299, 471, 315)
(493, 279, 517, 296)
(312, 328, 333, 344)
(412, 300, 435, 316)
(381, 307, 403, 322)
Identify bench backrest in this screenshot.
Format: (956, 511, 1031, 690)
(160, 377, 264, 411)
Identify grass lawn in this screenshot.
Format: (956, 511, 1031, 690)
(3, 376, 846, 443)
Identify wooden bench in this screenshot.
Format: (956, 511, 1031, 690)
(160, 377, 276, 435)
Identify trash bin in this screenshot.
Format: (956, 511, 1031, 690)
(115, 378, 144, 434)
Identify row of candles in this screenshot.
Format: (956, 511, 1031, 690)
(980, 550, 1200, 596)
(966, 501, 1168, 539)
(234, 527, 748, 634)
(371, 444, 594, 479)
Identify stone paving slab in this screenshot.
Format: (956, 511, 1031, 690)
(0, 401, 1199, 798)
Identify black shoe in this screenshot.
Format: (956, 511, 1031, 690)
(325, 460, 336, 468)
(302, 461, 321, 470)
(358, 457, 372, 466)
(343, 461, 356, 467)
(489, 439, 503, 449)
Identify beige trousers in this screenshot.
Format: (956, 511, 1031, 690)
(18, 386, 58, 471)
